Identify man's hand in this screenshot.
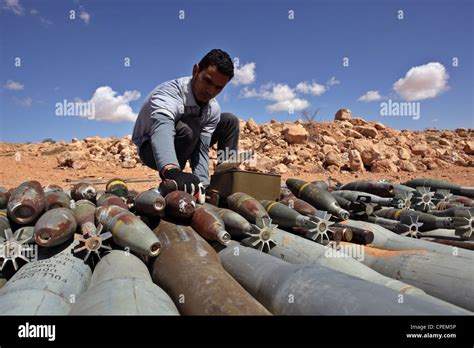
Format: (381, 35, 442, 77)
(161, 167, 201, 195)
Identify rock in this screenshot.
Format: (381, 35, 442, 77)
(323, 151, 341, 167)
(371, 159, 398, 173)
(282, 154, 298, 165)
(348, 117, 367, 126)
(322, 135, 338, 145)
(354, 126, 378, 138)
(455, 128, 467, 134)
(399, 160, 417, 172)
(339, 121, 354, 129)
(372, 122, 386, 130)
(398, 148, 411, 160)
(344, 129, 363, 139)
(260, 125, 277, 138)
(348, 149, 364, 172)
(121, 158, 137, 168)
(334, 109, 351, 121)
(83, 136, 101, 144)
(245, 118, 260, 134)
(410, 144, 429, 156)
(322, 145, 337, 155)
(263, 144, 272, 152)
(270, 119, 279, 124)
(464, 141, 474, 155)
(438, 138, 451, 146)
(282, 124, 309, 144)
(56, 151, 88, 170)
(255, 156, 275, 172)
(274, 163, 288, 174)
(71, 137, 79, 143)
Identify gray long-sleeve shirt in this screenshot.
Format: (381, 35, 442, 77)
(132, 76, 221, 184)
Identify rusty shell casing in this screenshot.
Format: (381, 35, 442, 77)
(204, 204, 252, 240)
(72, 199, 98, 236)
(69, 250, 179, 315)
(191, 206, 231, 244)
(34, 207, 77, 247)
(340, 180, 395, 197)
(451, 195, 474, 207)
(134, 189, 166, 217)
(286, 179, 349, 220)
(163, 190, 196, 221)
(227, 192, 270, 224)
(45, 191, 71, 211)
(333, 223, 374, 244)
(279, 188, 294, 200)
(0, 210, 11, 236)
(330, 226, 353, 242)
(152, 220, 271, 315)
(279, 196, 318, 216)
(43, 184, 64, 193)
(0, 187, 11, 209)
(105, 178, 129, 199)
(71, 182, 97, 202)
(95, 205, 161, 257)
(0, 242, 91, 314)
(7, 181, 46, 225)
(96, 193, 128, 210)
(328, 229, 343, 242)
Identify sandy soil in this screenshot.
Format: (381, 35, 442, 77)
(1, 152, 472, 192)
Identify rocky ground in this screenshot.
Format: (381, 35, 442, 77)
(1, 109, 473, 191)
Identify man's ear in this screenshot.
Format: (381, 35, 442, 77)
(192, 64, 200, 78)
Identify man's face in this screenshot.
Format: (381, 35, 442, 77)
(191, 64, 230, 105)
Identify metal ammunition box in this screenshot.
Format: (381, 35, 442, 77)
(209, 169, 281, 202)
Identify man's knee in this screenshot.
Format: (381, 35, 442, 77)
(175, 121, 196, 142)
(219, 112, 240, 132)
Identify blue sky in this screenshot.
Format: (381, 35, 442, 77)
(1, 0, 472, 143)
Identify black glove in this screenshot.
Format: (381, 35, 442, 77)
(161, 167, 201, 195)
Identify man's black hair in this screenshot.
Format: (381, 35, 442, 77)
(198, 49, 234, 79)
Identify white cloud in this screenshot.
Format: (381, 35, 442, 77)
(79, 6, 91, 25)
(266, 98, 310, 113)
(240, 82, 309, 114)
(29, 8, 38, 15)
(3, 80, 24, 91)
(39, 17, 52, 26)
(1, 0, 24, 15)
(326, 76, 340, 86)
(86, 86, 140, 122)
(14, 96, 32, 107)
(231, 62, 256, 86)
(358, 90, 383, 102)
(240, 83, 296, 102)
(296, 81, 326, 96)
(393, 62, 449, 101)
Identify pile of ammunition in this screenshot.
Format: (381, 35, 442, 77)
(0, 177, 472, 315)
